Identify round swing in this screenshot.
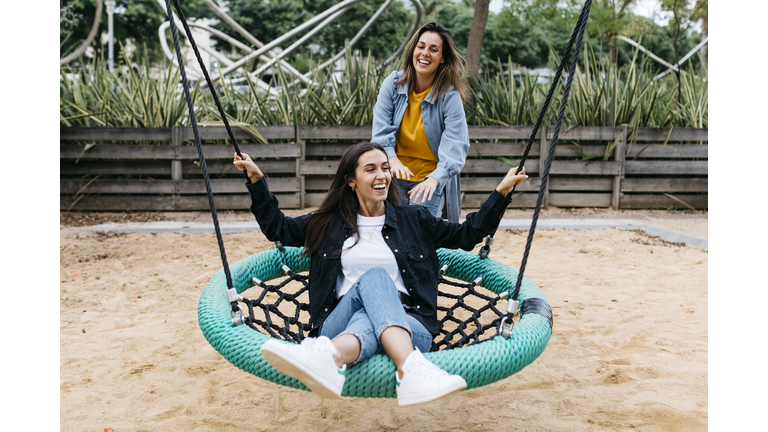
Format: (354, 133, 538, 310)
(199, 247, 552, 397)
(163, 0, 594, 398)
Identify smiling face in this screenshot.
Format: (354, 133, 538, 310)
(412, 31, 444, 82)
(347, 149, 391, 213)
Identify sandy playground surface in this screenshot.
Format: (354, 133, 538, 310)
(60, 210, 707, 431)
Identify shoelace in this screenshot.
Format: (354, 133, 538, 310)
(409, 356, 450, 378)
(301, 337, 335, 356)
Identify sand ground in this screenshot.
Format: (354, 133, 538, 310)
(60, 210, 707, 431)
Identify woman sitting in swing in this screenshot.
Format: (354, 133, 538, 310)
(234, 142, 527, 406)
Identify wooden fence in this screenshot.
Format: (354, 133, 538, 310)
(61, 125, 707, 211)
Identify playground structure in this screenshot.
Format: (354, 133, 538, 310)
(154, 0, 424, 93)
(617, 34, 709, 79)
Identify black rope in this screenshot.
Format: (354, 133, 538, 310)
(163, 0, 235, 290)
(170, 0, 250, 175)
(511, 0, 592, 302)
(480, 0, 593, 303)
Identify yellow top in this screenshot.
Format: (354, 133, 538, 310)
(396, 86, 437, 182)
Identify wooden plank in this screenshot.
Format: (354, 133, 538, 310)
(60, 144, 175, 159)
(620, 194, 708, 209)
(300, 125, 372, 140)
(305, 178, 333, 190)
(183, 160, 295, 175)
(301, 160, 340, 175)
(305, 193, 326, 207)
(469, 143, 539, 157)
(627, 144, 708, 159)
(172, 126, 182, 181)
(61, 179, 175, 194)
(549, 161, 622, 175)
(61, 161, 171, 176)
(305, 142, 353, 157)
(621, 178, 708, 193)
(633, 128, 708, 142)
(182, 126, 295, 141)
(467, 126, 540, 140)
(462, 193, 538, 208)
(613, 126, 627, 210)
(549, 126, 622, 141)
(462, 159, 540, 174)
(297, 135, 307, 209)
(60, 127, 171, 141)
(548, 193, 612, 208)
(61, 195, 174, 211)
(175, 193, 300, 210)
(177, 143, 300, 159)
(175, 178, 299, 194)
(624, 161, 708, 175)
(553, 143, 607, 158)
(549, 177, 614, 191)
(539, 126, 549, 208)
(460, 177, 542, 192)
(61, 143, 301, 160)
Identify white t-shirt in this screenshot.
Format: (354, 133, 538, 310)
(335, 214, 408, 298)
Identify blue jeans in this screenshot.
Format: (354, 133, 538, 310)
(396, 178, 445, 219)
(320, 267, 433, 365)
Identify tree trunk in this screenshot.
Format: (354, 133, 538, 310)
(610, 36, 618, 64)
(465, 0, 490, 82)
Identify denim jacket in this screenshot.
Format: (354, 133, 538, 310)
(372, 70, 470, 223)
(247, 178, 512, 337)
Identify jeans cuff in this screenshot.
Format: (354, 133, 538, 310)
(340, 330, 375, 365)
(374, 320, 412, 342)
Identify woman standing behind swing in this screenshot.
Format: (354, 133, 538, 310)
(372, 22, 470, 222)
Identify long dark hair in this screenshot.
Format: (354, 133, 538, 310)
(394, 22, 468, 101)
(302, 142, 400, 257)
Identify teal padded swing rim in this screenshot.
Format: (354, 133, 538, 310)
(198, 247, 552, 398)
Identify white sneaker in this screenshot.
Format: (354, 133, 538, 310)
(395, 348, 467, 406)
(260, 336, 347, 399)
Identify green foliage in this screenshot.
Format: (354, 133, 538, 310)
(60, 46, 201, 129)
(60, 48, 706, 131)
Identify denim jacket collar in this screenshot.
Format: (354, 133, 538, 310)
(383, 200, 398, 229)
(394, 71, 439, 105)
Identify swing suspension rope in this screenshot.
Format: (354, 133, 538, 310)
(164, 0, 591, 346)
(480, 0, 593, 320)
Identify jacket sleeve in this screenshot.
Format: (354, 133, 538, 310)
(428, 189, 511, 250)
(371, 71, 399, 160)
(427, 90, 470, 188)
(247, 178, 309, 247)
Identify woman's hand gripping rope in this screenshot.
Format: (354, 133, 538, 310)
(233, 152, 264, 183)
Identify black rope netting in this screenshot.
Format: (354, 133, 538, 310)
(240, 269, 505, 351)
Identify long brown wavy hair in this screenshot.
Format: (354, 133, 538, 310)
(302, 142, 400, 257)
(394, 22, 468, 101)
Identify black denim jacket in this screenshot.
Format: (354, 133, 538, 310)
(247, 178, 512, 337)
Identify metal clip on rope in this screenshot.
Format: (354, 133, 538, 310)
(226, 287, 246, 326)
(438, 262, 450, 277)
(478, 235, 494, 260)
(497, 290, 521, 338)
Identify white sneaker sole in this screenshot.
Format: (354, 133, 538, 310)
(260, 341, 343, 399)
(397, 379, 467, 406)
